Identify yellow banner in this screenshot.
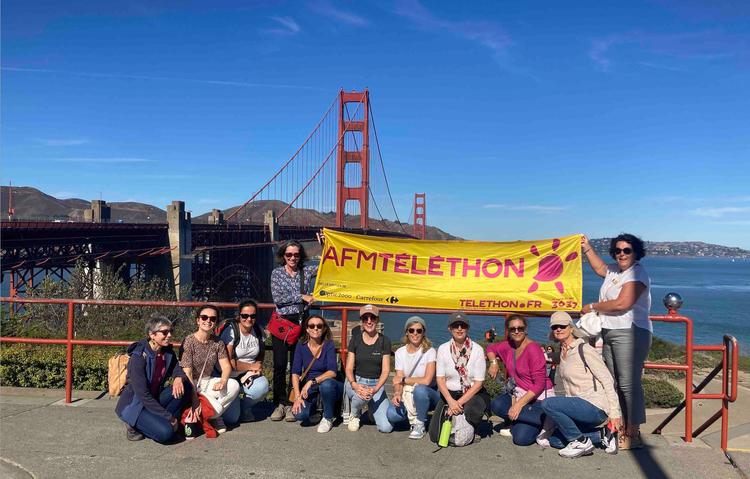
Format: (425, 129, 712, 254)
(313, 229, 583, 312)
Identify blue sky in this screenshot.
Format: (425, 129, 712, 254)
(2, 0, 749, 248)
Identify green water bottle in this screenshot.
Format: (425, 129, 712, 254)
(438, 418, 452, 447)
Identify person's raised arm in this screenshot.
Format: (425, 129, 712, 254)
(581, 235, 608, 278)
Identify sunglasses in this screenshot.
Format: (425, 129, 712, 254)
(239, 313, 257, 320)
(199, 315, 218, 323)
(154, 329, 173, 335)
(407, 328, 424, 334)
(307, 323, 325, 330)
(508, 327, 526, 333)
(550, 324, 569, 331)
(285, 252, 301, 258)
(450, 322, 469, 330)
(362, 315, 378, 322)
(614, 247, 633, 255)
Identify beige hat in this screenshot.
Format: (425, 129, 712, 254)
(549, 311, 585, 340)
(359, 304, 379, 318)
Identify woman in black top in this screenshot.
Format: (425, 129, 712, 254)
(344, 304, 393, 433)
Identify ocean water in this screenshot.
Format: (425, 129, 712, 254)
(372, 257, 750, 352)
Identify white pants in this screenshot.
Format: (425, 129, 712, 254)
(197, 377, 240, 418)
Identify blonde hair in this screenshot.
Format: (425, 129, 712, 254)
(401, 320, 432, 352)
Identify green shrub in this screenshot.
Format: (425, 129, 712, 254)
(0, 344, 114, 391)
(643, 376, 683, 408)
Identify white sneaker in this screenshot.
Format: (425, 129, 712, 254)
(317, 418, 333, 433)
(209, 417, 227, 434)
(559, 437, 595, 458)
(536, 428, 553, 448)
(408, 422, 426, 439)
(347, 416, 361, 432)
(499, 427, 513, 438)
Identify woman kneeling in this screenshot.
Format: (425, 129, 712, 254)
(290, 315, 343, 433)
(386, 316, 439, 440)
(115, 315, 190, 443)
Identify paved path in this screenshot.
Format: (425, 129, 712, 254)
(0, 387, 747, 479)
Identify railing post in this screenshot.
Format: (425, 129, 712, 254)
(340, 308, 348, 367)
(66, 301, 74, 404)
(684, 317, 693, 442)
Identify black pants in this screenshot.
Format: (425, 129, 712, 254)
(272, 335, 297, 406)
(428, 388, 490, 443)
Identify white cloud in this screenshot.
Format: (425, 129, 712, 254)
(482, 204, 568, 212)
(309, 0, 369, 27)
(35, 138, 90, 146)
(266, 16, 301, 35)
(52, 157, 154, 163)
(693, 206, 750, 218)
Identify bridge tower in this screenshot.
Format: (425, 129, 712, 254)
(413, 193, 426, 240)
(335, 89, 370, 229)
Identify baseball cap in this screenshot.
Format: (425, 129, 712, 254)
(404, 315, 426, 330)
(549, 311, 585, 339)
(359, 304, 379, 318)
(448, 311, 470, 328)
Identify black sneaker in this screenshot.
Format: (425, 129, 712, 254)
(126, 425, 144, 441)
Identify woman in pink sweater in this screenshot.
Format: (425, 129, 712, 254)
(487, 314, 555, 446)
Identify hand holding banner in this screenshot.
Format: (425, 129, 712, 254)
(313, 229, 582, 311)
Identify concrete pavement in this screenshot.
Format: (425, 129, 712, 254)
(0, 386, 747, 479)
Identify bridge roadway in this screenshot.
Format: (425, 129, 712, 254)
(0, 387, 747, 479)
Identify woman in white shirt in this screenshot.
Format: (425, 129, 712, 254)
(386, 316, 439, 440)
(221, 299, 269, 424)
(428, 312, 489, 445)
(580, 234, 652, 450)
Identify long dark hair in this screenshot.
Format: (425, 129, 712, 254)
(609, 233, 646, 260)
(300, 314, 332, 343)
(275, 239, 308, 266)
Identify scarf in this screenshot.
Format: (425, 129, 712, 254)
(450, 338, 473, 393)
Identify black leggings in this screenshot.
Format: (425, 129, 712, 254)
(429, 389, 489, 443)
(272, 335, 297, 406)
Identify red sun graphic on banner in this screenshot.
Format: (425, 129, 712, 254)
(527, 238, 579, 294)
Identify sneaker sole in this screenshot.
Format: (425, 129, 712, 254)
(560, 448, 594, 458)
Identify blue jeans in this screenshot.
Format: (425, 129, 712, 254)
(542, 396, 608, 444)
(223, 375, 270, 426)
(133, 385, 188, 444)
(345, 376, 393, 433)
(293, 379, 343, 424)
(386, 384, 440, 425)
(490, 393, 546, 446)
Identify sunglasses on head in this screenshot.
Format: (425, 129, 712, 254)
(508, 327, 526, 333)
(285, 252, 301, 258)
(307, 323, 325, 330)
(239, 313, 257, 320)
(154, 328, 172, 335)
(450, 322, 468, 330)
(199, 314, 218, 323)
(550, 324, 569, 331)
(407, 327, 424, 334)
(614, 247, 633, 255)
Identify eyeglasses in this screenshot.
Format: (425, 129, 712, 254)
(239, 313, 257, 320)
(307, 323, 325, 330)
(508, 327, 526, 333)
(362, 315, 378, 322)
(614, 247, 633, 255)
(407, 328, 424, 334)
(450, 322, 469, 330)
(550, 324, 569, 331)
(199, 315, 218, 323)
(285, 252, 300, 258)
(154, 329, 172, 335)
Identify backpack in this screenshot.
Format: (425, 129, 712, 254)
(215, 319, 241, 353)
(577, 343, 598, 392)
(107, 353, 130, 397)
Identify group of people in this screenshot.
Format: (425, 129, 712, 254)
(116, 233, 653, 458)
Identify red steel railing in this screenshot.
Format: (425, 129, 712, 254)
(0, 297, 739, 450)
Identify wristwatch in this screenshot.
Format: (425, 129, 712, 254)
(311, 378, 318, 385)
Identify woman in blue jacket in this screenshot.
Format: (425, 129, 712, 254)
(115, 315, 191, 443)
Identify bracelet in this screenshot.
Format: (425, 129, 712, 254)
(582, 248, 591, 254)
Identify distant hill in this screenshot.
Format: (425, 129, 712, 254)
(588, 238, 750, 259)
(0, 186, 456, 239)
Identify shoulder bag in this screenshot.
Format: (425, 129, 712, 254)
(268, 266, 307, 345)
